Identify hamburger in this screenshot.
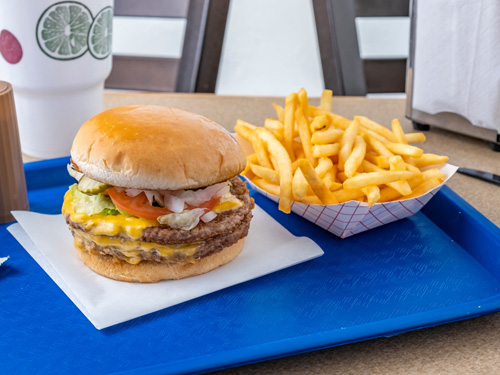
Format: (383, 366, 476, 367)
(62, 105, 254, 283)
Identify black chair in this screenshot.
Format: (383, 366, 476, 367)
(312, 0, 410, 96)
(105, 0, 230, 92)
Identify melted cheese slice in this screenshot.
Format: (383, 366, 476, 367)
(62, 191, 159, 239)
(73, 228, 200, 265)
(62, 190, 243, 239)
(62, 189, 244, 264)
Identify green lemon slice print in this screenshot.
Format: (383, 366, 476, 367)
(36, 1, 92, 60)
(88, 6, 113, 60)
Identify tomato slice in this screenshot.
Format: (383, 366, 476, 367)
(188, 196, 220, 211)
(107, 188, 221, 221)
(107, 188, 173, 220)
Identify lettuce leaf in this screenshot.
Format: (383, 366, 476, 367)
(69, 184, 118, 216)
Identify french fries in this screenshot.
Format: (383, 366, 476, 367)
(235, 88, 450, 212)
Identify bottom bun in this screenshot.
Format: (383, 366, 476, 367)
(75, 239, 246, 283)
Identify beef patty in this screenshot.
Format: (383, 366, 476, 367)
(66, 177, 254, 264)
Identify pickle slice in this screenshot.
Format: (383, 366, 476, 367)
(78, 175, 110, 194)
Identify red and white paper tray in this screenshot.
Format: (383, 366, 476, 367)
(246, 164, 458, 239)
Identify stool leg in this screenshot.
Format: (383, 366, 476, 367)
(489, 142, 500, 152)
(412, 121, 430, 131)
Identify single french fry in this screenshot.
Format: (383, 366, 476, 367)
(270, 155, 280, 172)
(241, 154, 259, 176)
(320, 89, 333, 113)
(256, 128, 293, 213)
(332, 188, 365, 203)
(365, 153, 390, 170)
(246, 154, 258, 164)
(361, 185, 380, 205)
(376, 155, 390, 169)
(264, 118, 284, 131)
(315, 157, 334, 178)
(343, 171, 415, 190)
(234, 123, 257, 143)
(414, 153, 450, 168)
(356, 116, 396, 142)
(311, 126, 344, 145)
(406, 163, 421, 173)
(272, 103, 285, 124)
(344, 135, 366, 178)
(252, 138, 273, 170)
(403, 155, 416, 166)
(378, 186, 402, 202)
(362, 159, 384, 173)
(249, 164, 280, 185)
(312, 143, 340, 158)
(366, 134, 394, 158)
(360, 126, 392, 144)
(387, 154, 413, 195)
(298, 159, 338, 204)
(252, 177, 281, 197)
(405, 132, 426, 144)
(308, 106, 325, 118)
(296, 106, 315, 166)
(292, 168, 309, 200)
(299, 195, 323, 205)
(391, 119, 407, 144)
(328, 113, 351, 130)
(236, 119, 258, 129)
(387, 180, 412, 196)
(273, 129, 284, 142)
(322, 170, 342, 191)
(421, 168, 446, 181)
(407, 171, 425, 188)
(397, 177, 442, 200)
(389, 155, 406, 171)
(284, 93, 297, 161)
(291, 158, 304, 173)
(310, 114, 330, 133)
(298, 88, 310, 119)
(338, 118, 360, 171)
(385, 142, 424, 158)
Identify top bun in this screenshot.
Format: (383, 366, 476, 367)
(71, 105, 246, 190)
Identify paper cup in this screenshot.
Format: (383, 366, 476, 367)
(0, 0, 113, 158)
(247, 164, 458, 238)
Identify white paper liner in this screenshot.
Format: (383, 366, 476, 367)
(8, 205, 323, 329)
(248, 164, 458, 238)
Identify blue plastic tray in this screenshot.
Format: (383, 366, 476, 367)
(2, 157, 500, 375)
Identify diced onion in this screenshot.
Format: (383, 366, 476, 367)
(144, 191, 155, 206)
(173, 181, 230, 206)
(201, 210, 217, 223)
(125, 188, 143, 197)
(67, 164, 84, 181)
(163, 193, 185, 213)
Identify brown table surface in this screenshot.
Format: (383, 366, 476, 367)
(24, 92, 500, 374)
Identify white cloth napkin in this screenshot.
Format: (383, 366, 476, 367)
(8, 206, 323, 329)
(412, 0, 500, 131)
